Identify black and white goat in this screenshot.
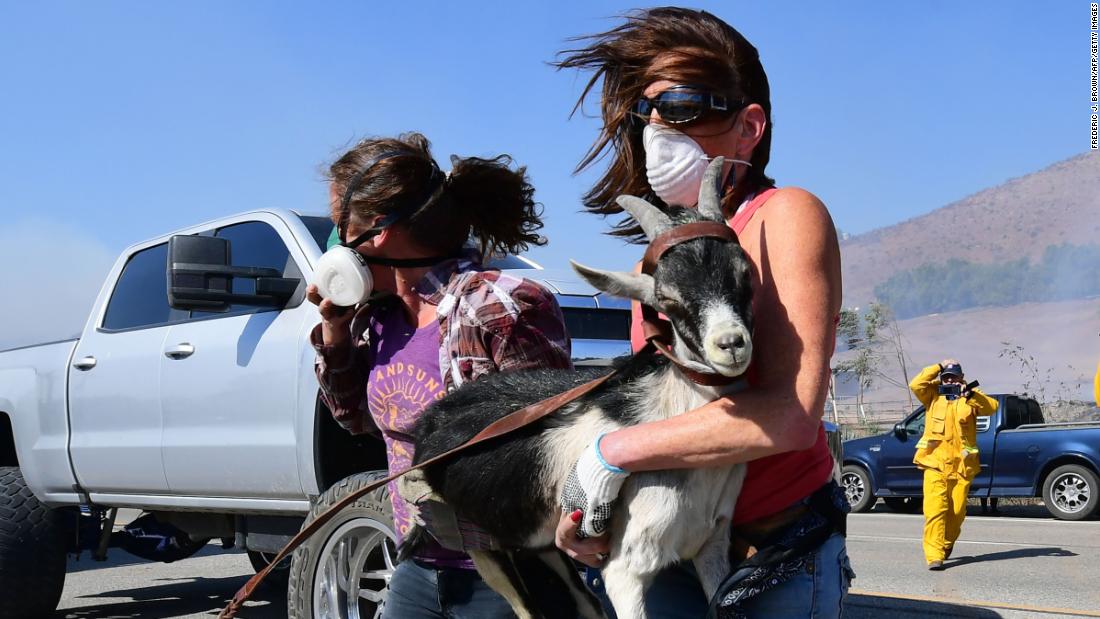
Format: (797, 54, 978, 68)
(401, 159, 755, 619)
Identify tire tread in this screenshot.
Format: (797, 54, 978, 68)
(286, 470, 392, 619)
(0, 466, 68, 619)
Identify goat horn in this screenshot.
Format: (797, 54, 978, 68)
(696, 157, 726, 223)
(616, 195, 672, 240)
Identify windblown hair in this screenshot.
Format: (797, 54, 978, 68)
(555, 7, 775, 241)
(327, 132, 545, 258)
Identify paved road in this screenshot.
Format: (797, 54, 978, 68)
(844, 505, 1100, 618)
(59, 546, 284, 619)
(57, 506, 1099, 618)
(58, 509, 284, 618)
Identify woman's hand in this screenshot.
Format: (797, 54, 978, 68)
(555, 510, 610, 568)
(307, 284, 355, 347)
(559, 436, 630, 538)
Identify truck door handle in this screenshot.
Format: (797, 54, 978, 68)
(73, 356, 97, 371)
(165, 343, 195, 359)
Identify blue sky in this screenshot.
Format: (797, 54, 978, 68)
(0, 2, 1089, 347)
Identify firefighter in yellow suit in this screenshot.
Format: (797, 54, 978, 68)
(909, 359, 998, 570)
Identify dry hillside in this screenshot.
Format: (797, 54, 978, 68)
(889, 298, 1099, 403)
(831, 298, 1100, 424)
(841, 152, 1100, 308)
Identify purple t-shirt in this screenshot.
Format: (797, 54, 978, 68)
(366, 306, 473, 569)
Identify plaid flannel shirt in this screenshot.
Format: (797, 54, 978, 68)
(311, 251, 573, 434)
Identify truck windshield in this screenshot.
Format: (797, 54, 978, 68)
(300, 215, 336, 251)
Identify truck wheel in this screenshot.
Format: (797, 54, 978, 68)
(1042, 464, 1099, 521)
(248, 551, 290, 588)
(287, 471, 398, 619)
(841, 465, 876, 513)
(0, 466, 68, 618)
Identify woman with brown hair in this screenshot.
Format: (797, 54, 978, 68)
(308, 132, 570, 618)
(553, 8, 852, 618)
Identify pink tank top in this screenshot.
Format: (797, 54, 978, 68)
(629, 188, 835, 525)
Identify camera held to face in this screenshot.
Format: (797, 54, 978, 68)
(939, 379, 979, 401)
(938, 382, 962, 400)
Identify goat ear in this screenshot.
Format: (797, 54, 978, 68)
(697, 157, 726, 223)
(570, 260, 657, 305)
(616, 195, 671, 240)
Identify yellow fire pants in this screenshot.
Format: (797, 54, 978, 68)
(922, 468, 971, 563)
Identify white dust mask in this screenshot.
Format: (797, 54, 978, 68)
(642, 124, 752, 207)
(314, 245, 376, 307)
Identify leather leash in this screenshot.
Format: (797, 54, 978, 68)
(219, 351, 632, 617)
(220, 220, 742, 617)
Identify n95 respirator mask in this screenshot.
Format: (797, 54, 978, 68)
(643, 124, 752, 207)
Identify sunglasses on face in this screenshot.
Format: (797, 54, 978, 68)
(633, 85, 741, 127)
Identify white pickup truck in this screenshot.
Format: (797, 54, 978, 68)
(0, 209, 631, 619)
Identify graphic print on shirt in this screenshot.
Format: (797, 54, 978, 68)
(368, 361, 446, 433)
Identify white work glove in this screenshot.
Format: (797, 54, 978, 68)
(559, 434, 630, 539)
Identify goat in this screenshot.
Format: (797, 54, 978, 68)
(400, 159, 754, 619)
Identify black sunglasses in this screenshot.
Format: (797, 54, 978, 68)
(633, 85, 741, 127)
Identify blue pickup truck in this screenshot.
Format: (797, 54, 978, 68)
(841, 394, 1100, 520)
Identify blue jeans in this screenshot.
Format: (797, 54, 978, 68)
(586, 533, 853, 618)
(384, 559, 516, 618)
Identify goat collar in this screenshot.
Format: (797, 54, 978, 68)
(639, 221, 743, 387)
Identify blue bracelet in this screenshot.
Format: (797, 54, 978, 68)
(595, 433, 627, 474)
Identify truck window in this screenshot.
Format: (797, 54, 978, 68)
(102, 243, 189, 330)
(1003, 396, 1029, 430)
(562, 308, 631, 341)
(903, 409, 926, 436)
(1026, 399, 1044, 425)
(190, 221, 303, 318)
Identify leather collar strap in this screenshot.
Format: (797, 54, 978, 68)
(218, 347, 646, 618)
(641, 222, 737, 274)
(639, 222, 741, 387)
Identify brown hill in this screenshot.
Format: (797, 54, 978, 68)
(841, 152, 1100, 308)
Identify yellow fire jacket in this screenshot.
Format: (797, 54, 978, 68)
(910, 364, 999, 480)
(1094, 361, 1099, 408)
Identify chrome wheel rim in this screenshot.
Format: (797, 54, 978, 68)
(312, 517, 398, 619)
(841, 472, 865, 506)
(1052, 473, 1092, 514)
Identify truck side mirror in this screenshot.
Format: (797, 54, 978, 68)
(167, 235, 299, 311)
(893, 423, 907, 440)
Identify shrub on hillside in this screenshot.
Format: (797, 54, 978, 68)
(875, 243, 1100, 319)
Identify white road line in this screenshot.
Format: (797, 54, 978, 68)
(849, 590, 1100, 618)
(848, 534, 1096, 549)
(852, 512, 1100, 525)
